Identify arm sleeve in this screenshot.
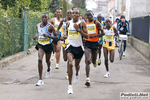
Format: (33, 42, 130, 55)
(127, 21, 130, 33)
(117, 20, 120, 31)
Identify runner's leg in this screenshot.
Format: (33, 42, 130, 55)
(92, 50, 97, 65)
(85, 48, 91, 77)
(109, 50, 115, 63)
(103, 47, 109, 71)
(45, 53, 52, 71)
(38, 48, 45, 79)
(55, 41, 61, 68)
(67, 53, 74, 85)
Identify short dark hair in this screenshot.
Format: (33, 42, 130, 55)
(72, 6, 77, 10)
(86, 10, 94, 15)
(56, 8, 62, 11)
(121, 15, 125, 19)
(42, 13, 49, 17)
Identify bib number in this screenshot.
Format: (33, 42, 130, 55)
(68, 31, 80, 39)
(38, 36, 50, 45)
(104, 35, 114, 42)
(87, 25, 96, 34)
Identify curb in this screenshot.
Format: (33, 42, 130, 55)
(0, 46, 36, 69)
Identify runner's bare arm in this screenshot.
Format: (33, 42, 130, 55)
(49, 18, 55, 25)
(33, 25, 39, 40)
(57, 19, 63, 31)
(43, 25, 58, 40)
(59, 21, 68, 40)
(74, 21, 88, 39)
(113, 27, 119, 41)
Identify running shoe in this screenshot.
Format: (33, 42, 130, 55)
(45, 70, 51, 78)
(104, 72, 110, 78)
(74, 74, 79, 84)
(55, 66, 59, 69)
(67, 85, 73, 94)
(85, 78, 90, 86)
(65, 73, 68, 80)
(51, 54, 55, 61)
(36, 79, 44, 86)
(98, 59, 101, 66)
(93, 62, 97, 67)
(123, 52, 125, 57)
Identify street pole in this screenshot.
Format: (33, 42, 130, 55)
(122, 0, 123, 15)
(149, 16, 150, 62)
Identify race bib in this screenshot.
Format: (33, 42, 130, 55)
(120, 27, 124, 31)
(104, 35, 114, 42)
(68, 30, 80, 39)
(87, 24, 96, 34)
(119, 35, 127, 40)
(38, 36, 50, 45)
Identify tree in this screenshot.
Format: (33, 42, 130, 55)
(71, 0, 86, 9)
(30, 0, 41, 11)
(61, 0, 68, 18)
(49, 0, 61, 13)
(0, 0, 16, 10)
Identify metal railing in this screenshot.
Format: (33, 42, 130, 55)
(132, 16, 150, 43)
(0, 16, 40, 59)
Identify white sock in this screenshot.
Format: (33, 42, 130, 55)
(69, 85, 72, 87)
(86, 77, 90, 80)
(56, 63, 59, 67)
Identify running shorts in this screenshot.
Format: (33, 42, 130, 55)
(35, 43, 53, 54)
(84, 41, 99, 52)
(65, 45, 84, 59)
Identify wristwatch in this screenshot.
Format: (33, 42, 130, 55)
(77, 29, 81, 32)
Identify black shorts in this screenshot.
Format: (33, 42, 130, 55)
(52, 40, 59, 45)
(84, 41, 99, 52)
(35, 43, 53, 54)
(66, 45, 84, 59)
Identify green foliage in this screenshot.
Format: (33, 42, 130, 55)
(67, 2, 86, 15)
(78, 7, 86, 16)
(49, 0, 61, 13)
(0, 18, 24, 59)
(0, 16, 41, 59)
(49, 12, 54, 19)
(0, 0, 16, 10)
(30, 0, 41, 11)
(72, 0, 86, 9)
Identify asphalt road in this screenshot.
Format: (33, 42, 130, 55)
(0, 43, 150, 100)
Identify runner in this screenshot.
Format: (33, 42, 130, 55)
(97, 13, 104, 66)
(113, 17, 119, 28)
(103, 19, 119, 78)
(33, 13, 58, 86)
(84, 14, 88, 22)
(57, 9, 72, 79)
(117, 15, 130, 56)
(49, 9, 62, 69)
(80, 14, 83, 20)
(64, 9, 88, 94)
(84, 10, 104, 86)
